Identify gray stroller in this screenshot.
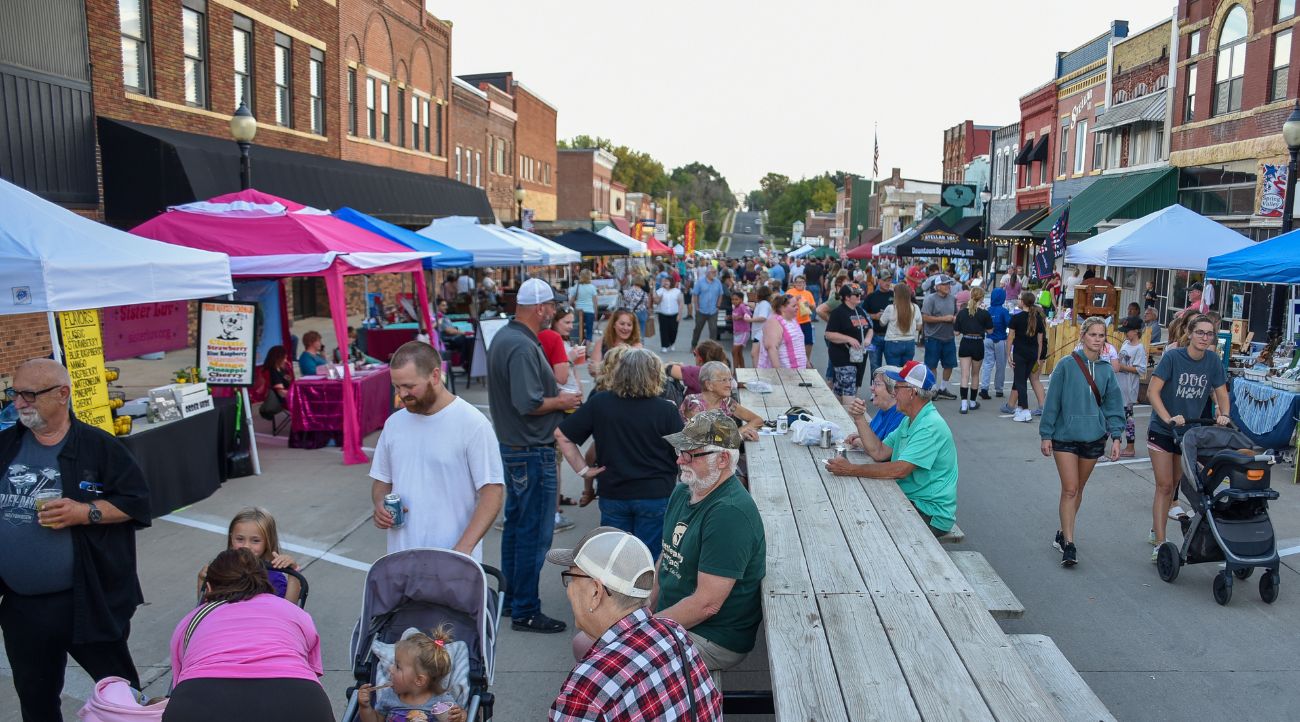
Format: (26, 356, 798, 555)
(1155, 422, 1281, 606)
(341, 548, 505, 720)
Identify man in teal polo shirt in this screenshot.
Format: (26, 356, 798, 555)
(827, 360, 958, 535)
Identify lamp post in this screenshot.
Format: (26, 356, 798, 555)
(514, 183, 526, 228)
(590, 208, 600, 232)
(979, 184, 993, 279)
(229, 102, 257, 191)
(1270, 101, 1300, 342)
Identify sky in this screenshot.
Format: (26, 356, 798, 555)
(445, 1, 1173, 195)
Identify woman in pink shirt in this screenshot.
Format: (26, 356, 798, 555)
(163, 549, 332, 721)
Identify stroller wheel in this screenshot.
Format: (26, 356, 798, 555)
(1260, 570, 1280, 604)
(1232, 567, 1254, 580)
(1213, 571, 1233, 606)
(1156, 542, 1181, 583)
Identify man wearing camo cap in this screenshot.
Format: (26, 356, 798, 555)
(652, 411, 766, 673)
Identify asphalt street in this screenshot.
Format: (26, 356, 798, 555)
(726, 210, 766, 257)
(5, 314, 1300, 721)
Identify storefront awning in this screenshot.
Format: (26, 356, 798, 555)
(1093, 90, 1167, 132)
(1029, 135, 1050, 162)
(950, 216, 983, 239)
(97, 118, 493, 228)
(993, 206, 1050, 238)
(1014, 142, 1034, 165)
(1030, 167, 1178, 237)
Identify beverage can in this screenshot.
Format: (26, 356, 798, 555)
(819, 428, 833, 448)
(836, 445, 848, 459)
(383, 493, 405, 528)
(775, 417, 788, 434)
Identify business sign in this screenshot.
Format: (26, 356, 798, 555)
(1232, 293, 1245, 319)
(1259, 163, 1287, 217)
(792, 220, 804, 244)
(198, 302, 256, 385)
(829, 227, 844, 238)
(58, 309, 114, 434)
(101, 301, 189, 361)
(654, 224, 668, 242)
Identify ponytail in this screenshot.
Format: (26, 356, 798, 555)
(1020, 291, 1044, 336)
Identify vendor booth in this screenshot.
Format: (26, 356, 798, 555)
(892, 227, 988, 260)
(0, 178, 238, 517)
(596, 225, 649, 254)
(418, 216, 542, 266)
(552, 228, 631, 256)
(1066, 204, 1254, 271)
(132, 189, 437, 465)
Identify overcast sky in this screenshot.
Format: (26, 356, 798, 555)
(448, 1, 1173, 194)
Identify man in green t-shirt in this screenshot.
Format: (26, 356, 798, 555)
(827, 360, 959, 535)
(652, 411, 766, 672)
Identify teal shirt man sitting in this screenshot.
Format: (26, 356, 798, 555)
(828, 360, 958, 535)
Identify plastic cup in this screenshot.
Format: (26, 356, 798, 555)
(34, 489, 61, 527)
(575, 345, 587, 364)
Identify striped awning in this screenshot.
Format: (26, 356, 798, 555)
(1093, 89, 1168, 132)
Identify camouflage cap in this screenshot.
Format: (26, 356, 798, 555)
(662, 409, 743, 451)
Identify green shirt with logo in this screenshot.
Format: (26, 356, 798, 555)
(657, 475, 766, 653)
(882, 402, 958, 532)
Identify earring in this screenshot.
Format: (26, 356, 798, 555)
(588, 608, 594, 613)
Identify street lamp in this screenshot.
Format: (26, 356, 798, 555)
(1270, 101, 1300, 341)
(229, 102, 257, 191)
(979, 185, 993, 278)
(590, 208, 600, 232)
(514, 183, 526, 227)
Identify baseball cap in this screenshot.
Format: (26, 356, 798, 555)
(885, 360, 936, 391)
(662, 409, 743, 451)
(935, 274, 955, 286)
(545, 526, 655, 598)
(517, 278, 558, 306)
(838, 284, 861, 300)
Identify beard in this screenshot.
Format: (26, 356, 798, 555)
(680, 457, 724, 494)
(17, 408, 47, 431)
(401, 378, 441, 414)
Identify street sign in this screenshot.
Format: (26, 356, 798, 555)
(654, 224, 668, 242)
(829, 227, 844, 238)
(792, 221, 804, 244)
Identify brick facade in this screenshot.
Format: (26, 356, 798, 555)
(1052, 25, 1129, 202)
(484, 84, 518, 223)
(1103, 19, 1174, 170)
(450, 79, 488, 190)
(557, 148, 616, 221)
(1017, 81, 1057, 212)
(942, 121, 995, 183)
(514, 84, 558, 221)
(0, 315, 54, 381)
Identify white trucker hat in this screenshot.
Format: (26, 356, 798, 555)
(546, 526, 655, 598)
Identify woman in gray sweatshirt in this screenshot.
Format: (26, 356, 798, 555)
(1040, 317, 1127, 567)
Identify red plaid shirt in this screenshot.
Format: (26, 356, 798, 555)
(549, 608, 723, 722)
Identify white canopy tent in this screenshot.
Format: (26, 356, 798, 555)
(872, 226, 917, 256)
(0, 177, 234, 315)
(499, 226, 581, 265)
(1064, 204, 1254, 270)
(419, 216, 543, 267)
(596, 225, 648, 254)
(787, 244, 815, 258)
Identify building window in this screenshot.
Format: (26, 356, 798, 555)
(119, 0, 152, 94)
(1185, 65, 1198, 122)
(397, 88, 405, 147)
(309, 48, 324, 135)
(274, 33, 292, 127)
(1190, 29, 1201, 57)
(233, 14, 253, 111)
(434, 102, 443, 155)
(1074, 120, 1088, 174)
(1059, 127, 1070, 175)
(1136, 82, 1148, 97)
(409, 95, 419, 150)
(1282, 0, 1296, 22)
(1214, 5, 1248, 116)
(475, 152, 482, 188)
(1092, 131, 1104, 170)
(455, 147, 462, 181)
(1040, 136, 1049, 185)
(347, 68, 357, 135)
(182, 2, 207, 108)
(1115, 89, 1128, 103)
(366, 76, 376, 139)
(1155, 74, 1168, 90)
(422, 100, 431, 154)
(1273, 30, 1291, 102)
(1153, 124, 1164, 161)
(1108, 131, 1123, 168)
(380, 82, 390, 142)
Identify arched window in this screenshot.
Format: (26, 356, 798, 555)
(1115, 89, 1129, 103)
(1155, 74, 1168, 90)
(1215, 5, 1248, 115)
(1136, 82, 1149, 96)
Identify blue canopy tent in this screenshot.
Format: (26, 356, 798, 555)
(333, 207, 473, 269)
(418, 216, 543, 267)
(1206, 227, 1300, 283)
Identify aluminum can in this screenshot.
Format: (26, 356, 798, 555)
(775, 417, 788, 434)
(383, 493, 405, 528)
(819, 428, 834, 448)
(836, 445, 848, 459)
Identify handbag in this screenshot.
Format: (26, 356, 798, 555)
(646, 313, 656, 338)
(1071, 353, 1103, 406)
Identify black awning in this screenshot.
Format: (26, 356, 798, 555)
(551, 228, 630, 256)
(97, 118, 492, 228)
(1029, 135, 1050, 162)
(894, 224, 988, 259)
(949, 216, 983, 239)
(993, 206, 1050, 238)
(1014, 141, 1034, 165)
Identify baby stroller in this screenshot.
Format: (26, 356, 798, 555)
(1155, 421, 1281, 606)
(341, 549, 505, 721)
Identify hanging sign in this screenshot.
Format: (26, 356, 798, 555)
(1259, 163, 1287, 218)
(198, 302, 256, 385)
(684, 219, 697, 255)
(58, 309, 114, 434)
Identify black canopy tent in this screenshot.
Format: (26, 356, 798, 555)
(893, 224, 988, 260)
(551, 228, 630, 256)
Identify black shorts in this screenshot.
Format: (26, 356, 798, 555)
(958, 337, 985, 360)
(1147, 429, 1179, 454)
(1052, 436, 1108, 460)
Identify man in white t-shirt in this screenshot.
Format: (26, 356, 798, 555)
(457, 272, 476, 295)
(370, 341, 503, 560)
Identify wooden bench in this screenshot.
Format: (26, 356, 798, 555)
(1010, 635, 1116, 722)
(948, 551, 1025, 619)
(938, 522, 965, 543)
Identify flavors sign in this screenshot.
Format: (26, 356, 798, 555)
(58, 309, 114, 434)
(198, 302, 256, 385)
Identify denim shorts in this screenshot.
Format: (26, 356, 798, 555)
(800, 322, 814, 346)
(923, 337, 957, 369)
(1052, 436, 1108, 460)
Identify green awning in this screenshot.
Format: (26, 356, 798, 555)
(1031, 167, 1178, 237)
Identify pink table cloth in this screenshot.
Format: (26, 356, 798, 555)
(287, 365, 394, 450)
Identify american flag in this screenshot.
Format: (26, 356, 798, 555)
(1047, 204, 1070, 259)
(873, 124, 879, 180)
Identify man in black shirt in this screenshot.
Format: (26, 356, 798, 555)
(804, 260, 825, 304)
(863, 276, 894, 373)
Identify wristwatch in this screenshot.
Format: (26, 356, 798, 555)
(86, 502, 102, 524)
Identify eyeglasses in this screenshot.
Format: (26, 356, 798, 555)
(5, 385, 60, 403)
(677, 449, 718, 460)
(560, 571, 591, 588)
(1191, 329, 1216, 338)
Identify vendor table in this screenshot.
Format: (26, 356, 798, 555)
(1229, 378, 1300, 452)
(732, 368, 1110, 721)
(287, 365, 394, 449)
(121, 396, 242, 519)
(358, 324, 419, 362)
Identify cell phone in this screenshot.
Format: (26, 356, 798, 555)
(798, 382, 814, 387)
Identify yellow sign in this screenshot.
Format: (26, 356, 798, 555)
(58, 309, 114, 434)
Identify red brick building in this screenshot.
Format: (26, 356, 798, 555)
(1016, 82, 1058, 214)
(483, 83, 518, 223)
(941, 121, 996, 183)
(460, 73, 558, 222)
(451, 78, 488, 192)
(557, 148, 617, 221)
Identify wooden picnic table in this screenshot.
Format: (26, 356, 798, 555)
(733, 367, 1114, 722)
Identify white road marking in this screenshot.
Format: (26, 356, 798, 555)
(160, 514, 373, 572)
(1095, 458, 1153, 468)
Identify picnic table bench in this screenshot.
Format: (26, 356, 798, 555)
(733, 367, 1114, 722)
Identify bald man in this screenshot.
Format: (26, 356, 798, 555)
(0, 358, 151, 721)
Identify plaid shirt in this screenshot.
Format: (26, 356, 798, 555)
(549, 608, 723, 722)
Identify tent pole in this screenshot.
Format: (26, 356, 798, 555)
(46, 312, 63, 365)
(226, 291, 261, 476)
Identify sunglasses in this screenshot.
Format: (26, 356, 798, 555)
(677, 449, 718, 460)
(560, 571, 591, 588)
(4, 385, 60, 403)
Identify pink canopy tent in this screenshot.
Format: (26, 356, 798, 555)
(644, 235, 673, 256)
(131, 189, 437, 464)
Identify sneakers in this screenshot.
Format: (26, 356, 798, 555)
(1012, 409, 1033, 423)
(1148, 529, 1158, 546)
(1031, 408, 1043, 417)
(512, 612, 567, 634)
(999, 403, 1014, 415)
(996, 390, 1004, 398)
(935, 389, 957, 400)
(1061, 542, 1077, 567)
(969, 400, 980, 411)
(554, 513, 576, 533)
(661, 347, 669, 353)
(978, 389, 992, 400)
(1167, 505, 1187, 520)
(960, 400, 969, 414)
(1053, 530, 1064, 552)
(1120, 446, 1136, 458)
(1150, 547, 1159, 564)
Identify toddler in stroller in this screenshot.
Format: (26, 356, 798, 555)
(1155, 421, 1281, 606)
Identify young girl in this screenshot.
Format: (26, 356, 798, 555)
(730, 290, 752, 369)
(1115, 317, 1147, 458)
(197, 508, 301, 604)
(359, 627, 467, 722)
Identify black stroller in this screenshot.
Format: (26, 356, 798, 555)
(1155, 421, 1281, 605)
(341, 549, 505, 720)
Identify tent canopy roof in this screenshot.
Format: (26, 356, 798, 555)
(551, 229, 631, 256)
(1206, 227, 1300, 283)
(418, 216, 541, 267)
(1066, 204, 1254, 270)
(596, 226, 648, 254)
(333, 207, 474, 269)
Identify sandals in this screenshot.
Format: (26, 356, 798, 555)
(559, 495, 577, 506)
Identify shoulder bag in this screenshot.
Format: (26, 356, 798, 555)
(1071, 353, 1103, 407)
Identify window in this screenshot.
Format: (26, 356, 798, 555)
(1008, 146, 1017, 196)
(1153, 124, 1165, 161)
(274, 33, 292, 127)
(119, 0, 151, 94)
(1108, 130, 1123, 168)
(347, 68, 357, 135)
(455, 147, 462, 181)
(410, 95, 420, 150)
(1136, 82, 1148, 97)
(1155, 74, 1168, 90)
(1073, 120, 1088, 174)
(1039, 137, 1049, 185)
(1115, 89, 1128, 104)
(1273, 30, 1291, 102)
(182, 2, 207, 108)
(309, 48, 324, 135)
(1282, 0, 1296, 21)
(380, 81, 390, 142)
(434, 102, 443, 155)
(366, 76, 376, 139)
(397, 88, 405, 147)
(422, 99, 431, 154)
(1133, 128, 1150, 165)
(1092, 130, 1104, 170)
(1185, 66, 1198, 122)
(233, 15, 253, 111)
(475, 152, 482, 188)
(1190, 29, 1201, 57)
(1059, 126, 1070, 175)
(1214, 6, 1248, 115)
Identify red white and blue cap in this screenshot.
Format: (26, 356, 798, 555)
(885, 360, 936, 391)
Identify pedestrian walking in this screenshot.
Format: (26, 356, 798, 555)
(979, 287, 1011, 400)
(788, 275, 818, 362)
(823, 284, 873, 405)
(655, 276, 685, 352)
(1006, 291, 1048, 422)
(570, 270, 599, 343)
(878, 283, 921, 367)
(729, 290, 752, 368)
(1114, 317, 1147, 458)
(690, 267, 725, 346)
(954, 286, 993, 414)
(488, 279, 582, 633)
(0, 358, 152, 722)
(1039, 318, 1126, 567)
(758, 294, 808, 370)
(748, 285, 773, 365)
(920, 275, 959, 399)
(620, 275, 650, 337)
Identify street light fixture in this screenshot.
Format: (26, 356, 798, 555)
(229, 102, 257, 191)
(514, 183, 526, 227)
(590, 208, 600, 232)
(979, 185, 993, 278)
(1269, 101, 1300, 341)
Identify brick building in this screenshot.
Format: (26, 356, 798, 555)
(1051, 22, 1130, 205)
(610, 181, 627, 221)
(460, 72, 558, 222)
(1095, 18, 1175, 173)
(557, 148, 617, 221)
(835, 176, 878, 249)
(451, 78, 488, 192)
(483, 83, 518, 224)
(941, 121, 996, 183)
(874, 168, 941, 237)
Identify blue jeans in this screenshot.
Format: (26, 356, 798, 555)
(581, 311, 596, 342)
(633, 309, 648, 336)
(882, 339, 915, 367)
(980, 338, 1007, 392)
(869, 341, 884, 373)
(808, 284, 822, 305)
(499, 444, 557, 619)
(599, 497, 670, 560)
